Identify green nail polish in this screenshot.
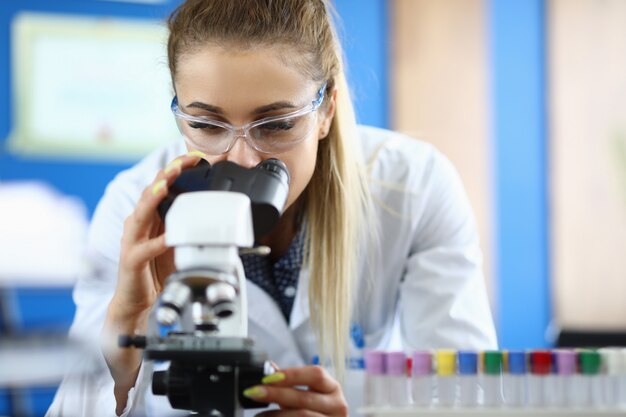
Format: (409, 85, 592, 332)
(187, 150, 206, 158)
(261, 372, 285, 384)
(164, 159, 183, 174)
(152, 179, 166, 195)
(243, 386, 267, 399)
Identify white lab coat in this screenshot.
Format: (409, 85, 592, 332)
(47, 125, 497, 417)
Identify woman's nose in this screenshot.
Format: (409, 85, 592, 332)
(223, 135, 263, 168)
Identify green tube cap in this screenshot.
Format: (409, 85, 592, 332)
(483, 351, 503, 375)
(579, 350, 601, 375)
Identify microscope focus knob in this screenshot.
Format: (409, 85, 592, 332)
(152, 370, 168, 396)
(157, 306, 180, 326)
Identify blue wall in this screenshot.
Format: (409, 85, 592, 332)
(334, 0, 388, 128)
(490, 0, 550, 349)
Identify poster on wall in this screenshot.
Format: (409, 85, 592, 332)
(8, 13, 180, 160)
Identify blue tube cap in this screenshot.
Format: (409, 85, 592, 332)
(350, 323, 365, 349)
(508, 350, 527, 374)
(458, 351, 478, 375)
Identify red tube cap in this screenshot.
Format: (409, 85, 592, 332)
(530, 350, 552, 375)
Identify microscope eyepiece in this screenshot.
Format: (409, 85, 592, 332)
(255, 158, 290, 185)
(158, 159, 290, 239)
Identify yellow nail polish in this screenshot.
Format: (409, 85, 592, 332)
(261, 372, 285, 384)
(243, 386, 267, 399)
(152, 179, 166, 195)
(187, 150, 206, 158)
(164, 159, 183, 174)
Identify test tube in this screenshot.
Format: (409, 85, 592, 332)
(503, 350, 527, 407)
(528, 350, 552, 407)
(553, 349, 576, 407)
(599, 348, 621, 407)
(619, 349, 626, 407)
(385, 351, 410, 406)
(482, 351, 503, 407)
(579, 350, 603, 407)
(364, 350, 386, 407)
(435, 350, 457, 407)
(411, 350, 433, 407)
(458, 351, 479, 407)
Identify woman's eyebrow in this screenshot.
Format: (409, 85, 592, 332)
(253, 101, 297, 115)
(185, 100, 297, 115)
(186, 102, 224, 114)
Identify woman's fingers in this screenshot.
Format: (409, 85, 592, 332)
(245, 385, 337, 415)
(131, 234, 168, 266)
(126, 153, 205, 242)
(244, 367, 348, 416)
(264, 367, 339, 394)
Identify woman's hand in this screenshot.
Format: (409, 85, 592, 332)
(245, 366, 349, 417)
(102, 150, 205, 415)
(109, 151, 205, 320)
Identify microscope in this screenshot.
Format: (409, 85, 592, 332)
(120, 158, 290, 417)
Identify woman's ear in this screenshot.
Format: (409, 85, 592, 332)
(318, 88, 337, 140)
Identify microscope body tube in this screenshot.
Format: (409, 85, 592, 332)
(482, 351, 503, 407)
(553, 349, 576, 407)
(385, 352, 410, 406)
(435, 350, 457, 407)
(411, 351, 433, 407)
(364, 350, 387, 407)
(457, 351, 479, 407)
(503, 350, 527, 407)
(599, 348, 622, 407)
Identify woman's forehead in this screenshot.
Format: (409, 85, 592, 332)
(174, 45, 317, 106)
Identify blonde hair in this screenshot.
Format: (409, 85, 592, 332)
(167, 0, 372, 379)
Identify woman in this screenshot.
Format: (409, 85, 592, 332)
(48, 1, 496, 416)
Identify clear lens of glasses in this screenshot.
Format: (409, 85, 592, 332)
(177, 110, 319, 155)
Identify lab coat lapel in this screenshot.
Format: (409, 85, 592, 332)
(288, 268, 320, 365)
(246, 279, 306, 367)
(289, 267, 310, 331)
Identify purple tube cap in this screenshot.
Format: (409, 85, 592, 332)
(385, 351, 406, 376)
(364, 350, 385, 375)
(554, 349, 576, 375)
(412, 350, 433, 376)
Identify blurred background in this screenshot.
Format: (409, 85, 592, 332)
(0, 0, 625, 415)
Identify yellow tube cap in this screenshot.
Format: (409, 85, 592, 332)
(436, 350, 457, 376)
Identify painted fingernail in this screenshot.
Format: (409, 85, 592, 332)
(187, 150, 206, 158)
(152, 179, 167, 196)
(261, 372, 285, 384)
(164, 159, 183, 174)
(243, 386, 267, 399)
